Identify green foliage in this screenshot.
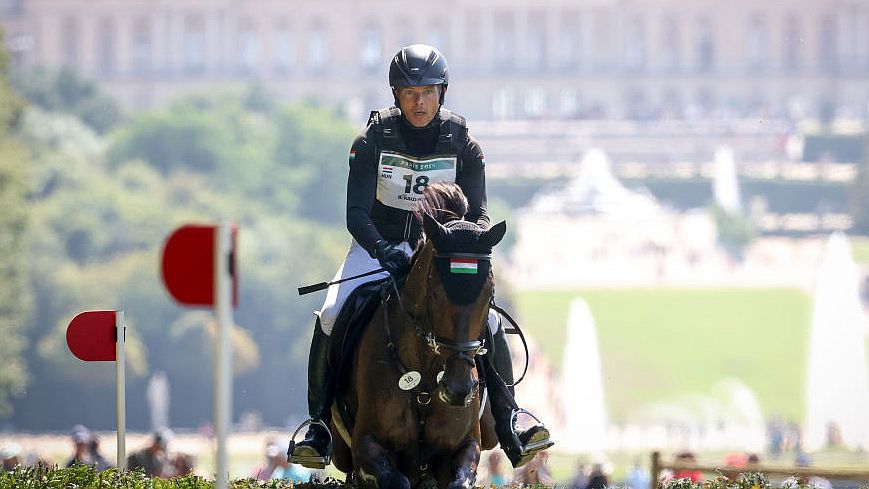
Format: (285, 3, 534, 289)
(0, 27, 30, 416)
(516, 288, 812, 422)
(0, 464, 351, 488)
(12, 67, 123, 133)
(6, 86, 352, 428)
(708, 204, 757, 258)
(272, 103, 356, 224)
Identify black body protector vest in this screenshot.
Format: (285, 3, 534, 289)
(367, 106, 470, 243)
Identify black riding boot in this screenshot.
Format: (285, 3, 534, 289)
(486, 325, 554, 468)
(288, 319, 334, 469)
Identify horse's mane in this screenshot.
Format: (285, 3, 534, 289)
(411, 182, 470, 254)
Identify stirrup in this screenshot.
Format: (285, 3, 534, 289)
(508, 409, 554, 468)
(287, 418, 333, 469)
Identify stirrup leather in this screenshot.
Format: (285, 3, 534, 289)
(287, 419, 333, 469)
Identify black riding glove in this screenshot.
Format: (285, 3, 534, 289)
(374, 240, 410, 279)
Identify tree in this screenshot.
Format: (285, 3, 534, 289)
(0, 28, 30, 415)
(12, 67, 122, 134)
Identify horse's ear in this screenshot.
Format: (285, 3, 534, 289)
(480, 221, 507, 248)
(423, 212, 449, 245)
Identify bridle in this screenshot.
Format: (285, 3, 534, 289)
(381, 249, 493, 405)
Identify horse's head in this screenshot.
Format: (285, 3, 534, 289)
(412, 211, 506, 408)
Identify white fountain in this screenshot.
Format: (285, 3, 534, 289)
(803, 233, 869, 451)
(558, 298, 608, 453)
(713, 145, 742, 214)
(147, 371, 171, 432)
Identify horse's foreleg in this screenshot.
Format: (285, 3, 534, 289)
(442, 439, 481, 489)
(353, 433, 410, 489)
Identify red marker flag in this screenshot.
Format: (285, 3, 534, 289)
(66, 310, 117, 361)
(161, 224, 238, 307)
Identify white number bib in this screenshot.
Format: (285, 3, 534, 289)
(376, 151, 457, 211)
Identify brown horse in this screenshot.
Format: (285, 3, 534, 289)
(330, 189, 505, 489)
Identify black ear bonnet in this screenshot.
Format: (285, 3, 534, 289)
(430, 220, 492, 305)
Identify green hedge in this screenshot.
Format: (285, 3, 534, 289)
(0, 464, 339, 489)
(2, 465, 866, 489)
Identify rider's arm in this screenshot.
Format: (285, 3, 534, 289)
(346, 134, 383, 257)
(457, 136, 491, 230)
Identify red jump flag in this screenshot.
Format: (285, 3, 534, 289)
(66, 310, 117, 361)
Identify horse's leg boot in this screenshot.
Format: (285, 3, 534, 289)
(486, 329, 554, 468)
(288, 320, 334, 469)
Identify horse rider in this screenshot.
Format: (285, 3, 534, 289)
(288, 44, 553, 469)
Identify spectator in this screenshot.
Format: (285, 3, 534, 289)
(483, 451, 507, 487)
(513, 451, 552, 486)
(251, 440, 282, 481)
(169, 453, 195, 477)
(272, 457, 308, 483)
(567, 459, 589, 489)
(673, 450, 703, 483)
(1, 443, 22, 471)
(127, 429, 172, 476)
(89, 433, 113, 471)
(65, 425, 94, 467)
(586, 462, 609, 489)
(626, 458, 650, 489)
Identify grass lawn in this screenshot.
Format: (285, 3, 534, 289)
(851, 237, 869, 264)
(514, 288, 812, 422)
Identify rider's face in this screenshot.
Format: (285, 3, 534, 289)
(396, 85, 441, 128)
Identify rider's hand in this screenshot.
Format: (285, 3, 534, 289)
(374, 240, 410, 279)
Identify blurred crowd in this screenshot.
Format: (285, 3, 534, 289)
(0, 424, 310, 483)
(0, 423, 861, 488)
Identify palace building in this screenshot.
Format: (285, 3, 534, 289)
(1, 0, 868, 120)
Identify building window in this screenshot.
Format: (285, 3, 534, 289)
(273, 22, 295, 74)
(464, 10, 481, 65)
(131, 17, 151, 74)
(558, 10, 580, 69)
(783, 13, 802, 72)
(524, 87, 547, 117)
(237, 19, 261, 74)
(746, 13, 768, 71)
(60, 17, 80, 69)
(818, 13, 837, 73)
(696, 16, 715, 73)
(184, 14, 206, 74)
(428, 20, 447, 54)
(97, 17, 116, 76)
(493, 11, 515, 68)
(307, 24, 329, 71)
(360, 26, 381, 72)
(394, 16, 413, 52)
(1, 0, 23, 15)
(492, 88, 514, 120)
(661, 15, 681, 72)
(627, 15, 647, 71)
(559, 88, 578, 117)
(528, 11, 547, 70)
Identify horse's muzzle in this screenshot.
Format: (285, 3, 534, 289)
(437, 379, 479, 407)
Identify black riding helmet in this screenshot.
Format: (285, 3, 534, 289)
(389, 44, 449, 105)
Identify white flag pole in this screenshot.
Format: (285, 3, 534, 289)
(116, 309, 126, 470)
(214, 222, 233, 489)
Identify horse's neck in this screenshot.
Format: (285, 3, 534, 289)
(401, 241, 433, 315)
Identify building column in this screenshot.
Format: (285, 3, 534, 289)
(79, 14, 96, 77)
(116, 14, 132, 77)
(206, 10, 222, 74)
